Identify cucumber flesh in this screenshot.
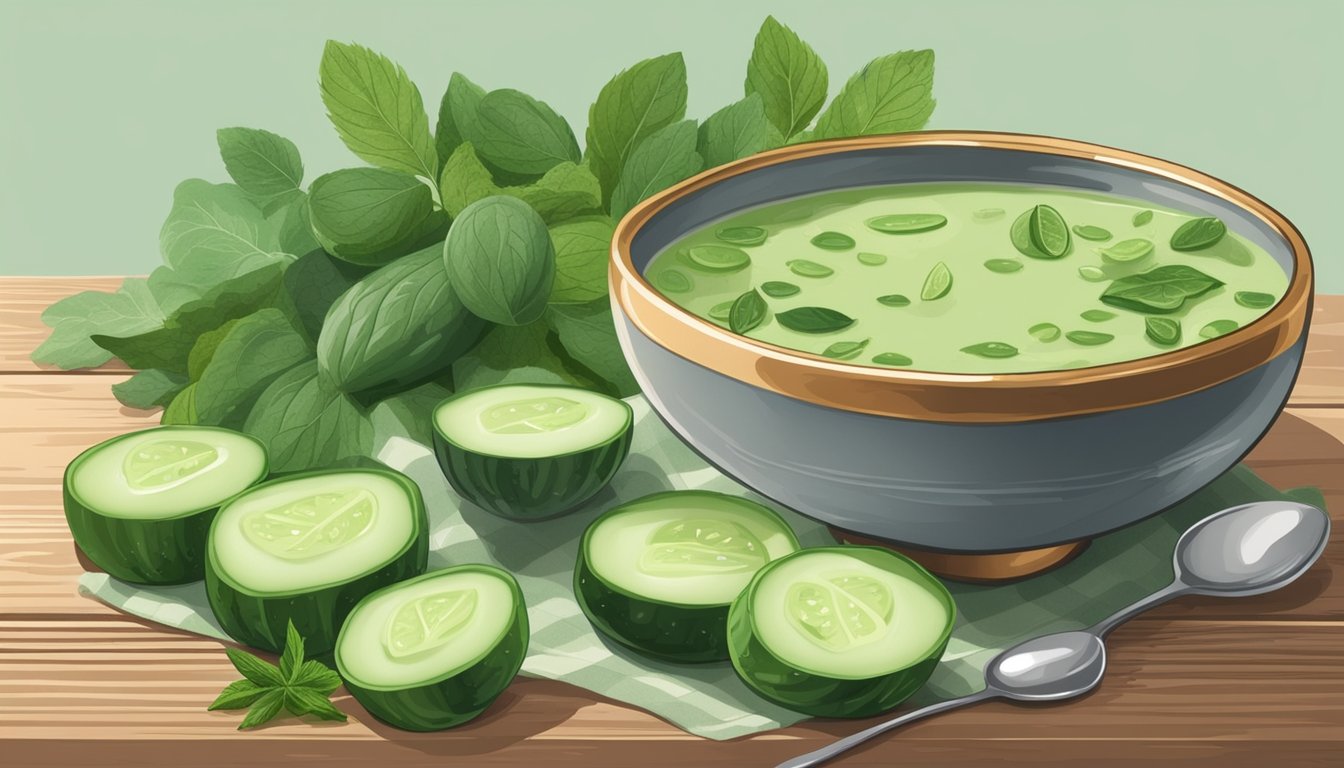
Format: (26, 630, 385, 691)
(336, 565, 528, 730)
(434, 385, 630, 459)
(752, 550, 950, 678)
(69, 426, 266, 519)
(586, 493, 798, 606)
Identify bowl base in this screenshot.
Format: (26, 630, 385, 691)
(828, 528, 1089, 583)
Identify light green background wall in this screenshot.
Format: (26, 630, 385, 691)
(2, 0, 1340, 290)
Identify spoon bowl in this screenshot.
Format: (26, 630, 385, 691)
(1174, 501, 1330, 595)
(984, 631, 1106, 702)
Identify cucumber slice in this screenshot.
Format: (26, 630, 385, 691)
(205, 467, 428, 655)
(728, 546, 955, 717)
(336, 565, 528, 731)
(432, 384, 633, 520)
(575, 491, 800, 662)
(63, 426, 268, 585)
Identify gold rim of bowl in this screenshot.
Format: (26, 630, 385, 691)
(609, 131, 1313, 423)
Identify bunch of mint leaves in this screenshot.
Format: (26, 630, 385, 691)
(32, 16, 936, 473)
(209, 621, 346, 729)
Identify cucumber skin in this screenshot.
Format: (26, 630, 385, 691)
(339, 568, 530, 731)
(64, 488, 218, 585)
(204, 469, 430, 656)
(726, 547, 954, 718)
(574, 547, 729, 663)
(432, 413, 632, 522)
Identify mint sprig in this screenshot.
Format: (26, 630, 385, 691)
(208, 620, 346, 730)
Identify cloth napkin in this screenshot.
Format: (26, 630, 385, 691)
(78, 395, 1323, 740)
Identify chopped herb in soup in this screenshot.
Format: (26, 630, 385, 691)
(644, 183, 1289, 373)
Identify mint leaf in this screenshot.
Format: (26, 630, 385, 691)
(291, 660, 342, 694)
(547, 300, 639, 396)
(813, 50, 936, 139)
(434, 81, 466, 166)
(279, 621, 304, 682)
(439, 142, 501, 217)
(513, 162, 602, 223)
(609, 120, 702, 221)
(549, 216, 613, 304)
(238, 689, 286, 730)
(284, 687, 347, 722)
(216, 127, 303, 208)
(186, 318, 243, 381)
(697, 93, 777, 169)
(160, 382, 198, 425)
(193, 308, 311, 427)
(475, 88, 580, 176)
(585, 53, 688, 205)
(308, 168, 443, 267)
(279, 250, 370, 346)
(208, 679, 268, 711)
(159, 180, 288, 283)
(111, 369, 188, 410)
(452, 321, 592, 391)
(444, 196, 555, 326)
(745, 16, 828, 138)
(266, 193, 321, 256)
(225, 647, 284, 688)
(319, 41, 438, 180)
(370, 381, 453, 446)
(32, 279, 165, 369)
(442, 72, 487, 149)
(243, 361, 372, 473)
(93, 262, 285, 374)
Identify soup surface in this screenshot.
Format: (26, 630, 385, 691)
(644, 182, 1288, 374)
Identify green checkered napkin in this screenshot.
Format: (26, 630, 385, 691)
(78, 395, 1323, 740)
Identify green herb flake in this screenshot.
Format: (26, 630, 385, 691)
(709, 301, 734, 321)
(821, 338, 870, 361)
(776, 306, 855, 333)
(1072, 224, 1112, 241)
(1145, 317, 1182, 345)
(715, 225, 768, 247)
(810, 231, 856, 250)
(877, 294, 911, 307)
(961, 341, 1019, 359)
(1170, 217, 1227, 251)
(1234, 291, 1277, 309)
(1099, 264, 1224, 313)
(865, 213, 947, 234)
(686, 244, 751, 272)
(788, 259, 835, 278)
(920, 262, 953, 300)
(1080, 309, 1117, 322)
(1099, 238, 1154, 263)
(983, 258, 1023, 274)
(1065, 330, 1115, 346)
(871, 352, 913, 366)
(1078, 266, 1107, 282)
(973, 208, 1005, 221)
(1028, 204, 1070, 258)
(1132, 209, 1154, 227)
(1028, 322, 1062, 342)
(1199, 319, 1239, 339)
(728, 289, 768, 334)
(655, 269, 693, 293)
(761, 281, 801, 298)
(857, 252, 888, 266)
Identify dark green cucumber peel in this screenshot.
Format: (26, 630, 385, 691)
(431, 385, 634, 521)
(205, 468, 429, 655)
(63, 426, 269, 585)
(726, 546, 955, 718)
(336, 566, 529, 732)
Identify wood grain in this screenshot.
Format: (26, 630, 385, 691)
(2, 278, 1343, 767)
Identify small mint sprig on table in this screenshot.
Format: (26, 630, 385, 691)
(208, 620, 346, 730)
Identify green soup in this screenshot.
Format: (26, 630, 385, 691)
(645, 182, 1288, 373)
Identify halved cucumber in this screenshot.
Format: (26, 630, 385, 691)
(432, 384, 633, 521)
(205, 467, 428, 655)
(63, 425, 268, 585)
(575, 491, 800, 662)
(335, 565, 528, 731)
(728, 546, 955, 718)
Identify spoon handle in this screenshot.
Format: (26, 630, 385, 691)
(1089, 581, 1186, 636)
(775, 690, 995, 768)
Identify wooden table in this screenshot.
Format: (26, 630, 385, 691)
(2, 277, 1341, 767)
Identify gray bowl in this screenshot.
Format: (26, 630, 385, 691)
(610, 133, 1313, 554)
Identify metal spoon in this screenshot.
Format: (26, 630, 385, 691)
(778, 500, 1330, 768)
